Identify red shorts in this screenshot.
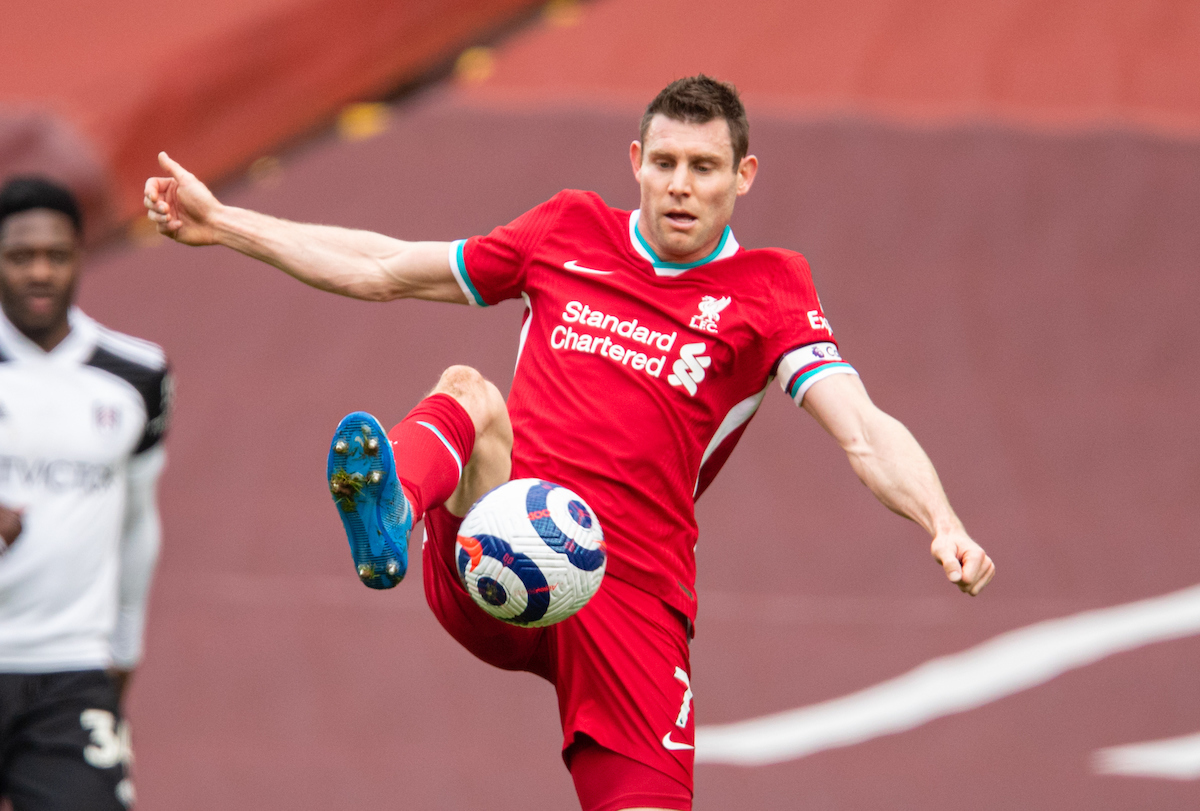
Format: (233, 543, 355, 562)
(422, 505, 695, 805)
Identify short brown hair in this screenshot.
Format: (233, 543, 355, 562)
(640, 75, 749, 166)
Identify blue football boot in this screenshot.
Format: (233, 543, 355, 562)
(326, 411, 412, 589)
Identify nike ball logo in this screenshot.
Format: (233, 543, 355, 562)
(662, 732, 695, 751)
(563, 260, 614, 275)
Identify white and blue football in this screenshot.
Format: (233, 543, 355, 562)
(455, 479, 606, 627)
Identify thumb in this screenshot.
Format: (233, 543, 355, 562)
(158, 151, 192, 182)
(935, 541, 963, 583)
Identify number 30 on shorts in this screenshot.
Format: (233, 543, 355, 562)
(80, 709, 132, 769)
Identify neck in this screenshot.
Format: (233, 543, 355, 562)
(635, 213, 726, 266)
(1, 306, 71, 352)
(24, 320, 71, 352)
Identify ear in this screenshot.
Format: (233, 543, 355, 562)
(630, 140, 643, 182)
(735, 154, 759, 196)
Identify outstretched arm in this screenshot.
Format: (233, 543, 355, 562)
(802, 373, 995, 595)
(144, 153, 466, 304)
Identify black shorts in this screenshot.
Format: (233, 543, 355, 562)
(0, 670, 132, 811)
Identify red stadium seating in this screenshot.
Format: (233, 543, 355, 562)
(0, 0, 542, 233)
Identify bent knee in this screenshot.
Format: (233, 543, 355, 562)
(432, 366, 510, 441)
(434, 365, 486, 398)
(478, 379, 512, 444)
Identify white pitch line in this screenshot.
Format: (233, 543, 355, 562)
(1094, 732, 1200, 780)
(695, 583, 1200, 766)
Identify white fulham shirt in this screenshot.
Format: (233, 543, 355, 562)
(0, 307, 171, 671)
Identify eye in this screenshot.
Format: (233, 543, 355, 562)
(2, 249, 34, 266)
(48, 250, 74, 265)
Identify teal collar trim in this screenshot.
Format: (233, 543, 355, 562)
(628, 210, 740, 276)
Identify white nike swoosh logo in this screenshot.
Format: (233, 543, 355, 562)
(662, 732, 695, 751)
(563, 260, 614, 275)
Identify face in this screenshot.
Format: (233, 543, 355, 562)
(631, 114, 757, 265)
(0, 209, 80, 349)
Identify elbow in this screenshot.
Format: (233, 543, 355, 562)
(832, 410, 874, 456)
(360, 286, 399, 303)
(840, 430, 871, 457)
(837, 408, 888, 461)
(362, 255, 413, 302)
(350, 264, 404, 302)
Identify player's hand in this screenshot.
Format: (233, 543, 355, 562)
(931, 529, 995, 596)
(143, 152, 221, 245)
(0, 505, 22, 553)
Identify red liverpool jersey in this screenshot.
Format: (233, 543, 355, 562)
(450, 190, 856, 621)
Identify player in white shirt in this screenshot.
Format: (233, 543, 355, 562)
(0, 177, 171, 811)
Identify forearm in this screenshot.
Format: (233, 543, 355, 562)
(210, 205, 458, 302)
(803, 373, 993, 593)
(803, 374, 961, 538)
(113, 448, 165, 668)
(843, 409, 963, 538)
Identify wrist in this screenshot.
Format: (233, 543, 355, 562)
(931, 514, 965, 538)
(208, 203, 240, 245)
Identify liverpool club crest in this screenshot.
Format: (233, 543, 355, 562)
(689, 295, 731, 334)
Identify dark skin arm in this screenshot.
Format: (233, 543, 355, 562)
(0, 504, 21, 550)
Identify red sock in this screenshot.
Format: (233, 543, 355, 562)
(387, 393, 476, 521)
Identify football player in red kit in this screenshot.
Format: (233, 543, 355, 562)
(146, 76, 994, 811)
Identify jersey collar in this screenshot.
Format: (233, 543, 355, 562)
(628, 210, 740, 277)
(0, 306, 98, 365)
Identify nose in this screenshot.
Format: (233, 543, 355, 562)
(666, 164, 690, 197)
(28, 254, 57, 281)
(16, 249, 71, 285)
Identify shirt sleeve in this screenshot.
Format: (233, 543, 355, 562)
(110, 445, 165, 669)
(134, 366, 173, 455)
(448, 191, 570, 307)
(770, 255, 859, 405)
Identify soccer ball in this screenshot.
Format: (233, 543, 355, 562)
(455, 479, 606, 627)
